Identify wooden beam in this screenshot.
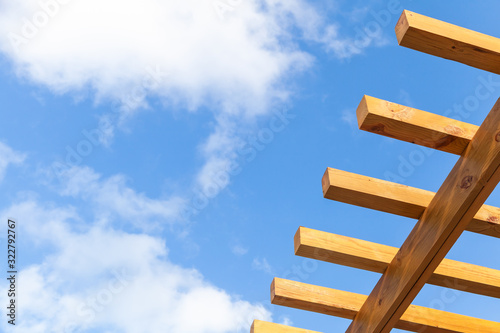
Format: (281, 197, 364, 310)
(295, 227, 500, 298)
(322, 167, 432, 218)
(322, 167, 500, 238)
(346, 99, 500, 332)
(396, 10, 500, 74)
(251, 320, 321, 333)
(357, 95, 477, 155)
(271, 278, 500, 333)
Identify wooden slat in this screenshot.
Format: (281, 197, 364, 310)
(347, 99, 500, 332)
(322, 167, 431, 218)
(295, 226, 500, 298)
(251, 320, 321, 333)
(396, 10, 500, 74)
(322, 167, 500, 238)
(357, 95, 477, 155)
(271, 278, 500, 333)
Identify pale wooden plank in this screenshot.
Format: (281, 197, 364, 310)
(295, 227, 500, 298)
(272, 278, 500, 333)
(322, 167, 432, 218)
(251, 320, 321, 333)
(322, 167, 500, 238)
(396, 10, 500, 74)
(347, 98, 500, 332)
(357, 95, 477, 155)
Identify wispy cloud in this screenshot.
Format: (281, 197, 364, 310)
(341, 108, 357, 130)
(231, 244, 249, 256)
(54, 166, 185, 230)
(252, 257, 274, 275)
(398, 89, 414, 107)
(0, 141, 26, 182)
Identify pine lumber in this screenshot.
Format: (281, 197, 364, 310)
(322, 167, 500, 238)
(295, 226, 500, 298)
(396, 10, 500, 74)
(357, 95, 477, 155)
(272, 278, 500, 333)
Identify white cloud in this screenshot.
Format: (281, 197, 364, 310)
(55, 166, 185, 229)
(0, 141, 25, 182)
(0, 0, 386, 218)
(0, 0, 315, 116)
(1, 199, 272, 333)
(0, 0, 382, 122)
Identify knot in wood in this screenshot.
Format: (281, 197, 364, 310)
(495, 131, 500, 142)
(487, 216, 499, 224)
(460, 176, 473, 189)
(369, 123, 385, 133)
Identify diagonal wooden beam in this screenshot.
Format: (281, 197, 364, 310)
(346, 99, 500, 332)
(357, 95, 478, 155)
(251, 320, 321, 333)
(271, 278, 500, 333)
(396, 10, 500, 74)
(322, 168, 500, 238)
(294, 227, 500, 298)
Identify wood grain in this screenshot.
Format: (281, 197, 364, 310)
(357, 95, 477, 155)
(396, 10, 500, 74)
(347, 98, 500, 332)
(322, 167, 500, 238)
(295, 226, 500, 298)
(272, 278, 500, 333)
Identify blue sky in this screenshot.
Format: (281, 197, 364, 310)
(0, 0, 499, 332)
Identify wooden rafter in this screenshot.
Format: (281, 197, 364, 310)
(357, 95, 477, 155)
(322, 167, 500, 238)
(396, 10, 500, 74)
(346, 98, 500, 332)
(294, 226, 500, 298)
(251, 320, 321, 333)
(271, 278, 500, 333)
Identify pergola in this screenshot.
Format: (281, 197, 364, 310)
(251, 10, 500, 333)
